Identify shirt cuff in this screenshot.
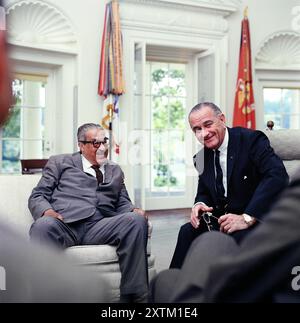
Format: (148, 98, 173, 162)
(193, 201, 207, 208)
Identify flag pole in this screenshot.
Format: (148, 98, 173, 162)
(108, 95, 114, 160)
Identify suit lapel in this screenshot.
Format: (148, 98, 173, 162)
(72, 152, 84, 171)
(103, 163, 113, 184)
(227, 128, 239, 185)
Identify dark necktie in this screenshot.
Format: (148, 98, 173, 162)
(91, 165, 103, 184)
(215, 150, 225, 199)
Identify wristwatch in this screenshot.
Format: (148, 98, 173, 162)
(243, 214, 254, 226)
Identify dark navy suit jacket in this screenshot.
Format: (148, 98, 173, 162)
(193, 127, 289, 221)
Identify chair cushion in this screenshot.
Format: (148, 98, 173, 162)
(65, 245, 119, 265)
(265, 130, 300, 160)
(283, 161, 300, 182)
(65, 244, 155, 267)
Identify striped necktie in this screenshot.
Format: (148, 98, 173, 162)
(215, 150, 225, 199)
(91, 165, 103, 184)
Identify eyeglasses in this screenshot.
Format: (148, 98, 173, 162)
(79, 137, 109, 148)
(201, 212, 219, 232)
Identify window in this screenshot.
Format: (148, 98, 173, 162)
(146, 62, 187, 196)
(263, 88, 300, 129)
(0, 75, 46, 173)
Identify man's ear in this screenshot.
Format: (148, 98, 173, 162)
(220, 114, 226, 125)
(78, 142, 82, 153)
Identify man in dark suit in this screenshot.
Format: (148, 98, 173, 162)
(152, 169, 300, 303)
(29, 123, 149, 303)
(170, 102, 288, 268)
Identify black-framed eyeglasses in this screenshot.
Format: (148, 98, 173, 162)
(79, 137, 109, 148)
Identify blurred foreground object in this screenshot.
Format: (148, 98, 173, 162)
(0, 2, 11, 124)
(0, 223, 110, 302)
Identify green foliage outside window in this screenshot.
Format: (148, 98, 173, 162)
(150, 64, 186, 190)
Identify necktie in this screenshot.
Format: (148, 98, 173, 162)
(214, 150, 225, 199)
(91, 165, 103, 184)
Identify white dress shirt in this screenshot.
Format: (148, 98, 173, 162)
(81, 155, 106, 181)
(194, 128, 229, 207)
(215, 128, 229, 197)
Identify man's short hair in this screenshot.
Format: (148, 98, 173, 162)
(189, 102, 223, 119)
(77, 123, 103, 141)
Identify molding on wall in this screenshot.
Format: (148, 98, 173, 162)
(120, 0, 240, 15)
(255, 31, 300, 70)
(119, 0, 239, 36)
(6, 0, 78, 53)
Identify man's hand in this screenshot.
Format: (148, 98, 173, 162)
(133, 208, 148, 221)
(191, 204, 213, 229)
(43, 209, 63, 221)
(218, 213, 249, 234)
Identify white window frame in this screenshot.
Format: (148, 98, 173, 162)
(255, 69, 300, 130)
(8, 45, 78, 158)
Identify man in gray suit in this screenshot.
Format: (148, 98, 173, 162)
(0, 8, 108, 304)
(29, 123, 149, 303)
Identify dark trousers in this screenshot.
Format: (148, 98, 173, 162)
(30, 211, 149, 296)
(170, 220, 257, 269)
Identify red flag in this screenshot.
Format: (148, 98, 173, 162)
(233, 10, 256, 129)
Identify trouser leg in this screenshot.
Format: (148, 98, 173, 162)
(29, 216, 78, 249)
(170, 222, 208, 269)
(82, 212, 148, 296)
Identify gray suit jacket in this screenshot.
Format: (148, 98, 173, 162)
(28, 152, 134, 223)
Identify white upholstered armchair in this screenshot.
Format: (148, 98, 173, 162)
(264, 129, 300, 181)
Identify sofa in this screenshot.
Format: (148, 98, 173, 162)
(0, 174, 156, 302)
(264, 129, 300, 181)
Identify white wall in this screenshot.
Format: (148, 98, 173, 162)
(43, 0, 107, 126)
(4, 0, 300, 201)
(226, 0, 300, 128)
(5, 0, 107, 127)
(6, 0, 299, 129)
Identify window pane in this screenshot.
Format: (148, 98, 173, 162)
(2, 107, 21, 138)
(152, 130, 168, 165)
(263, 88, 300, 130)
(152, 163, 169, 193)
(169, 130, 185, 193)
(151, 63, 168, 96)
(169, 64, 186, 97)
(169, 98, 186, 129)
(149, 61, 187, 196)
(0, 78, 46, 173)
(282, 89, 293, 114)
(1, 140, 21, 173)
(152, 96, 168, 129)
(12, 79, 23, 106)
(263, 88, 281, 114)
(151, 130, 168, 193)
